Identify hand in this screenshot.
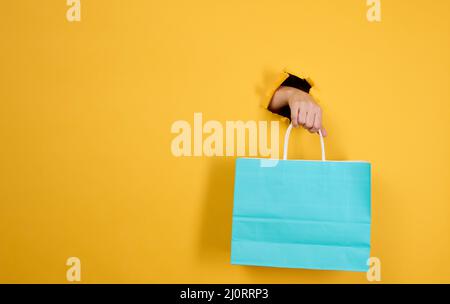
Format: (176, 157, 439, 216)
(269, 86, 327, 136)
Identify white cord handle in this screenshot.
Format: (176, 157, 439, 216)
(283, 124, 326, 161)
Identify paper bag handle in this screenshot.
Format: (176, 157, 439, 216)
(283, 123, 326, 161)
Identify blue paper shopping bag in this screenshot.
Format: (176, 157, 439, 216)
(231, 124, 371, 272)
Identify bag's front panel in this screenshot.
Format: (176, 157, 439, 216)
(231, 158, 371, 272)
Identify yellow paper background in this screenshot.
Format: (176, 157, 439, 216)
(0, 0, 449, 283)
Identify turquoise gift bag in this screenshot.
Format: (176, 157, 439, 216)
(231, 124, 371, 272)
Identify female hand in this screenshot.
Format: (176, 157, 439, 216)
(269, 86, 327, 136)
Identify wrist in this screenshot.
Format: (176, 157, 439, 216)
(284, 86, 308, 104)
(269, 86, 308, 111)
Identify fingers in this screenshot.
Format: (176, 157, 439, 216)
(288, 97, 327, 136)
(309, 110, 323, 135)
(298, 106, 307, 127)
(290, 103, 300, 127)
(301, 106, 327, 137)
(305, 111, 315, 130)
